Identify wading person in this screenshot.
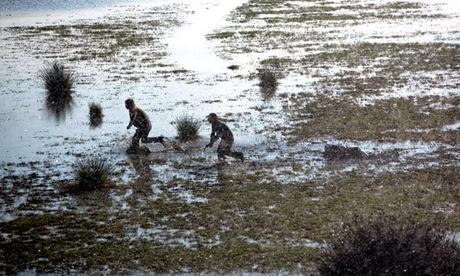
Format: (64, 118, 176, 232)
(125, 98, 164, 152)
(205, 113, 244, 162)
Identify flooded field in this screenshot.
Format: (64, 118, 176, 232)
(1, 0, 459, 273)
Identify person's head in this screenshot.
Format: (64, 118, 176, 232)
(206, 113, 218, 124)
(125, 98, 135, 110)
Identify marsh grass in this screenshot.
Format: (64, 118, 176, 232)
(1, 166, 459, 273)
(174, 115, 200, 142)
(89, 103, 103, 128)
(75, 157, 112, 191)
(40, 62, 75, 98)
(234, 0, 434, 24)
(289, 95, 460, 143)
(319, 216, 460, 275)
(40, 62, 75, 120)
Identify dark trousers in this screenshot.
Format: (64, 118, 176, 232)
(217, 139, 243, 160)
(132, 127, 162, 148)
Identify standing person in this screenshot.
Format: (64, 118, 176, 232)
(205, 113, 244, 162)
(125, 98, 164, 152)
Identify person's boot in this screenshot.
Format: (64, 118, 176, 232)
(232, 152, 244, 162)
(127, 143, 140, 154)
(151, 136, 164, 143)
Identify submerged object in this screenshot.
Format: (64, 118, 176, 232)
(324, 144, 366, 160)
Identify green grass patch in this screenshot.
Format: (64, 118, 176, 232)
(288, 95, 460, 143)
(1, 166, 459, 273)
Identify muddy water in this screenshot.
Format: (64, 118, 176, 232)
(0, 0, 282, 221)
(0, 0, 291, 179)
(1, 0, 460, 224)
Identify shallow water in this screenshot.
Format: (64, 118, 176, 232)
(0, 0, 133, 12)
(1, 0, 459, 236)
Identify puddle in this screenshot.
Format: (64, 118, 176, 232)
(442, 122, 460, 131)
(448, 232, 460, 244)
(166, 0, 247, 75)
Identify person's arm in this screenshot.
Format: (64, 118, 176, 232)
(205, 124, 218, 148)
(127, 110, 137, 129)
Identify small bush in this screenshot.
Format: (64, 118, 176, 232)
(89, 103, 103, 128)
(40, 62, 75, 119)
(319, 216, 460, 275)
(257, 68, 278, 100)
(40, 61, 75, 98)
(75, 158, 112, 191)
(174, 115, 200, 142)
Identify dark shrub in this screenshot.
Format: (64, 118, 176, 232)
(40, 62, 75, 119)
(75, 158, 112, 191)
(174, 115, 200, 142)
(89, 103, 103, 128)
(40, 61, 75, 97)
(319, 216, 460, 275)
(257, 68, 278, 100)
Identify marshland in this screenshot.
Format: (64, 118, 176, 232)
(1, 0, 459, 274)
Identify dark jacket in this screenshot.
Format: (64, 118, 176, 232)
(129, 107, 151, 129)
(210, 121, 233, 144)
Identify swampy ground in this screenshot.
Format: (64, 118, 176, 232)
(1, 0, 459, 274)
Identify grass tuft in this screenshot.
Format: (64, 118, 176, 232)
(75, 157, 112, 191)
(174, 115, 200, 142)
(319, 216, 460, 275)
(40, 61, 75, 98)
(39, 62, 75, 119)
(89, 103, 104, 128)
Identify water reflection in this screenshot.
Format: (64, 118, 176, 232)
(216, 163, 228, 185)
(257, 68, 278, 101)
(89, 103, 103, 128)
(128, 155, 155, 205)
(129, 154, 153, 182)
(46, 94, 73, 122)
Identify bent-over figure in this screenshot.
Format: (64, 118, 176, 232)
(205, 113, 244, 162)
(125, 98, 164, 151)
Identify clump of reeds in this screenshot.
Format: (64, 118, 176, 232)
(319, 216, 460, 275)
(75, 157, 112, 191)
(257, 68, 278, 100)
(39, 62, 75, 119)
(174, 115, 200, 142)
(89, 103, 103, 128)
(40, 61, 75, 98)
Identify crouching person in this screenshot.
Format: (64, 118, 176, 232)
(205, 113, 244, 162)
(125, 98, 163, 152)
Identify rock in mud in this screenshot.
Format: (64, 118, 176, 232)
(227, 65, 239, 70)
(324, 145, 366, 160)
